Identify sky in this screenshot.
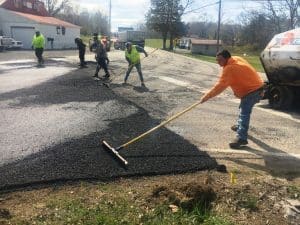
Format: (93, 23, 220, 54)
(73, 0, 263, 31)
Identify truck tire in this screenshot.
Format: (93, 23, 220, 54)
(269, 85, 294, 109)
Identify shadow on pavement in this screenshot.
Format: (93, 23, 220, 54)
(226, 135, 300, 180)
(0, 66, 218, 191)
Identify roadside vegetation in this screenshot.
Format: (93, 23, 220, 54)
(1, 166, 297, 225)
(145, 39, 264, 72)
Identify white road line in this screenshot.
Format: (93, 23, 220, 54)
(204, 148, 300, 159)
(157, 76, 190, 86)
(156, 76, 300, 123)
(0, 59, 34, 64)
(155, 75, 206, 92)
(229, 98, 300, 123)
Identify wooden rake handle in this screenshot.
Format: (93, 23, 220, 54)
(118, 100, 202, 150)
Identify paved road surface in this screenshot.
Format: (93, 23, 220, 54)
(0, 49, 299, 190)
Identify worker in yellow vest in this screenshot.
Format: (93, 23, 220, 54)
(124, 42, 148, 87)
(32, 31, 45, 66)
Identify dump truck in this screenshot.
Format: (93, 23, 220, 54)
(260, 28, 300, 109)
(114, 30, 145, 50)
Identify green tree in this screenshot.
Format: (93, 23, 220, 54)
(146, 0, 192, 50)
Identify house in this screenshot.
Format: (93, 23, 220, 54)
(0, 0, 80, 49)
(190, 39, 222, 56)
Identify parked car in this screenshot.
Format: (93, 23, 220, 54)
(7, 38, 23, 49)
(0, 36, 12, 51)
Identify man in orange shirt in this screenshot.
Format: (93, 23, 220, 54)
(200, 50, 264, 148)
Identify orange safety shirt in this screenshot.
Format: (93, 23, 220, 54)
(206, 56, 264, 99)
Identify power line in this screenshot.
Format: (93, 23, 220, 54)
(184, 2, 219, 14)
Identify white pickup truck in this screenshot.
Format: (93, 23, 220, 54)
(0, 36, 12, 52)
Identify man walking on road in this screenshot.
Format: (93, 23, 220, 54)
(32, 31, 45, 66)
(124, 42, 148, 87)
(200, 50, 264, 149)
(75, 37, 87, 68)
(91, 35, 110, 79)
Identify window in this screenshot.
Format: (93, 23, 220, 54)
(61, 26, 66, 35)
(26, 2, 32, 8)
(56, 26, 60, 34)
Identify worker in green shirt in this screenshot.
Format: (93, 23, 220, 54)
(32, 31, 45, 66)
(124, 42, 148, 87)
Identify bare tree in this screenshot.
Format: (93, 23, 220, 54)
(265, 0, 283, 32)
(43, 0, 70, 16)
(263, 0, 299, 29)
(284, 0, 299, 28)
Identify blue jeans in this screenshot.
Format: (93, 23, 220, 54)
(125, 63, 144, 83)
(237, 90, 262, 140)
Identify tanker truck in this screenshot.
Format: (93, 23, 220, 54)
(260, 28, 300, 109)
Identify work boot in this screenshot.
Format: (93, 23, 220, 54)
(231, 125, 238, 132)
(103, 74, 110, 78)
(229, 138, 248, 149)
(141, 82, 146, 87)
(93, 73, 99, 78)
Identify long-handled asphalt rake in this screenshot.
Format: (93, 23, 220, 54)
(99, 48, 159, 88)
(119, 47, 159, 79)
(102, 100, 203, 166)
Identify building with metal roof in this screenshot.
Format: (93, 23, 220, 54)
(0, 0, 80, 49)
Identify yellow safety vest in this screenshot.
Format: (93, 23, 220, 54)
(32, 34, 45, 48)
(125, 45, 140, 64)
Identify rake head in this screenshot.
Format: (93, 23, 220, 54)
(101, 140, 128, 166)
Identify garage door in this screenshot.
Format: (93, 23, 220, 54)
(11, 27, 35, 49)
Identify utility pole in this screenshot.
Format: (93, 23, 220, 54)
(216, 0, 221, 52)
(108, 0, 112, 51)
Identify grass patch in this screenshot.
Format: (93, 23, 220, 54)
(140, 202, 233, 225)
(2, 182, 234, 225)
(182, 51, 263, 72)
(287, 185, 300, 199)
(146, 39, 170, 49)
(237, 194, 258, 211)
